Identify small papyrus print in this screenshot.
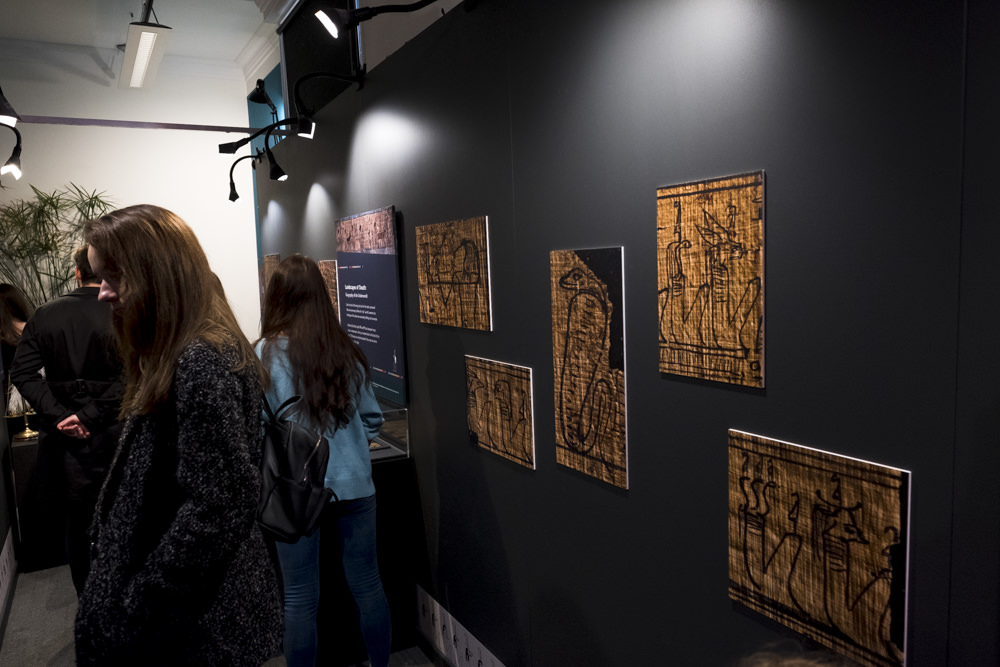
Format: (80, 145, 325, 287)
(728, 430, 909, 667)
(466, 356, 534, 469)
(260, 253, 280, 310)
(317, 259, 339, 319)
(416, 216, 492, 331)
(336, 205, 396, 254)
(551, 247, 627, 489)
(657, 172, 764, 387)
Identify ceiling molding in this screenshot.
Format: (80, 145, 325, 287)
(253, 0, 300, 25)
(236, 22, 281, 89)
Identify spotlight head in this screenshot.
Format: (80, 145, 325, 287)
(228, 180, 239, 202)
(219, 139, 246, 154)
(270, 162, 288, 182)
(315, 8, 352, 39)
(265, 145, 287, 182)
(1, 142, 21, 180)
(247, 79, 277, 114)
(0, 84, 20, 128)
(296, 115, 316, 139)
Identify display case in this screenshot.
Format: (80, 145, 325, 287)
(371, 399, 408, 462)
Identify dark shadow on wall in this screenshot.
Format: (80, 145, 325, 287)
(414, 324, 528, 666)
(528, 589, 609, 667)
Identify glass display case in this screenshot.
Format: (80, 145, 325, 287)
(371, 399, 408, 462)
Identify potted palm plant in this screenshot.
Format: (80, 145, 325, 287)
(1, 184, 115, 434)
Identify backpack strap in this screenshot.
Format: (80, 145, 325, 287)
(263, 393, 302, 421)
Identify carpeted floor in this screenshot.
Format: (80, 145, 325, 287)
(0, 565, 436, 667)
(0, 565, 76, 666)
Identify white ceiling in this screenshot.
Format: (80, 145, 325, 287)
(0, 0, 271, 63)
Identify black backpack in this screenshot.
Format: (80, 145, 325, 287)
(257, 395, 336, 543)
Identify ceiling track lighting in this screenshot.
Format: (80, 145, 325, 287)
(119, 0, 172, 89)
(247, 79, 278, 122)
(0, 84, 21, 128)
(218, 119, 295, 192)
(315, 0, 442, 39)
(218, 117, 296, 154)
(228, 149, 264, 202)
(292, 69, 366, 139)
(1, 125, 23, 182)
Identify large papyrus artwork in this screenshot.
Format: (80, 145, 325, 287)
(551, 247, 627, 489)
(337, 206, 396, 254)
(657, 172, 764, 387)
(465, 356, 534, 469)
(416, 216, 492, 330)
(728, 430, 909, 667)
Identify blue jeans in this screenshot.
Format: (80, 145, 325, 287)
(274, 494, 392, 667)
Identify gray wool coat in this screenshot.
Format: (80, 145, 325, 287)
(75, 339, 283, 666)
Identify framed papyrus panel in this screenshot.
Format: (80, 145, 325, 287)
(416, 216, 492, 331)
(317, 259, 339, 319)
(551, 247, 627, 489)
(337, 205, 395, 254)
(465, 356, 534, 469)
(657, 172, 764, 387)
(260, 253, 280, 310)
(728, 429, 910, 667)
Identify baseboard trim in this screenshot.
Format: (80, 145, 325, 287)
(0, 528, 18, 650)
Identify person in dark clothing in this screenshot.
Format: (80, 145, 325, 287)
(74, 205, 282, 666)
(10, 246, 123, 592)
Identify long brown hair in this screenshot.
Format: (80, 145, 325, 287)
(84, 204, 263, 416)
(258, 254, 369, 431)
(0, 283, 34, 345)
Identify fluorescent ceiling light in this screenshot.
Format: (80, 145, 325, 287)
(119, 22, 172, 89)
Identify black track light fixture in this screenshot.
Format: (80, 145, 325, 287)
(0, 84, 21, 128)
(219, 118, 293, 154)
(1, 125, 22, 182)
(315, 0, 442, 39)
(247, 79, 277, 121)
(291, 69, 366, 139)
(227, 149, 264, 202)
(264, 126, 288, 182)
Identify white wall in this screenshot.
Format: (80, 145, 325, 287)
(0, 38, 277, 341)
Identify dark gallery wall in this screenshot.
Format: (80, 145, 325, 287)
(947, 0, 1000, 663)
(255, 1, 997, 665)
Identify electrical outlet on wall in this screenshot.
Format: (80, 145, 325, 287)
(0, 528, 15, 614)
(416, 586, 434, 642)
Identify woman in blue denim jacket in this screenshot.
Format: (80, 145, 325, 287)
(256, 254, 390, 667)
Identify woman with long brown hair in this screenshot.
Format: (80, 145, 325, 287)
(75, 205, 282, 666)
(0, 283, 34, 389)
(256, 254, 390, 667)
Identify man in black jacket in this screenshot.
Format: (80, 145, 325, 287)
(11, 245, 123, 593)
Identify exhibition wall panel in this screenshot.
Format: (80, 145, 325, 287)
(256, 1, 992, 664)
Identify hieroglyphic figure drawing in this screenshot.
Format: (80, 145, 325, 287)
(317, 259, 339, 319)
(465, 356, 534, 469)
(550, 248, 627, 489)
(728, 430, 910, 667)
(416, 216, 492, 330)
(336, 206, 396, 255)
(657, 172, 764, 387)
(260, 253, 280, 310)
